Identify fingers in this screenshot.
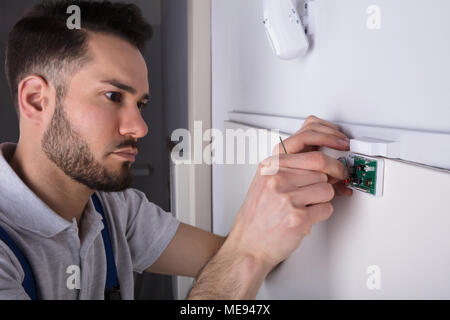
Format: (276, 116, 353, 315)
(263, 151, 350, 181)
(289, 182, 335, 207)
(273, 115, 349, 155)
(286, 201, 334, 236)
(288, 185, 350, 236)
(306, 202, 334, 225)
(328, 177, 339, 184)
(328, 176, 353, 197)
(297, 122, 348, 141)
(271, 167, 328, 192)
(333, 182, 353, 197)
(274, 129, 350, 155)
(300, 115, 340, 132)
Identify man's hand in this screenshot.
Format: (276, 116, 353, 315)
(188, 115, 352, 299)
(273, 115, 353, 197)
(273, 115, 350, 154)
(226, 115, 351, 270)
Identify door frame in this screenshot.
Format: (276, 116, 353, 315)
(186, 0, 212, 232)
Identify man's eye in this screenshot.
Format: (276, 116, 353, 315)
(105, 92, 122, 103)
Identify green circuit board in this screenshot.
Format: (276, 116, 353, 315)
(349, 156, 377, 195)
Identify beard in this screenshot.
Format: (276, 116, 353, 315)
(41, 103, 134, 192)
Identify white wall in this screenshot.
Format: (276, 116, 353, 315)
(212, 0, 450, 298)
(213, 0, 450, 234)
(213, 0, 450, 131)
(222, 122, 450, 299)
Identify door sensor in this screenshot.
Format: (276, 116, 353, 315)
(339, 153, 385, 197)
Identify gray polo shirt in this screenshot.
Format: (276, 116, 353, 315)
(0, 142, 180, 300)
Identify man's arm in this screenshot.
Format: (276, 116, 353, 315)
(187, 116, 352, 299)
(0, 245, 30, 299)
(145, 222, 226, 278)
(187, 237, 272, 299)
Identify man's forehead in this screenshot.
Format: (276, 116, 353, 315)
(84, 32, 149, 91)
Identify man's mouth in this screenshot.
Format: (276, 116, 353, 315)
(112, 149, 138, 162)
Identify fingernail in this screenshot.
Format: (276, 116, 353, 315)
(337, 139, 350, 146)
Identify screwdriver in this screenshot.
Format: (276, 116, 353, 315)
(279, 136, 288, 154)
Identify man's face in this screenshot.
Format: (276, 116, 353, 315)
(41, 32, 149, 192)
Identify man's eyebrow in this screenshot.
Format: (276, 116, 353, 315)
(100, 79, 150, 101)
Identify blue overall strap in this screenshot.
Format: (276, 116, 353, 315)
(0, 225, 38, 300)
(91, 193, 121, 299)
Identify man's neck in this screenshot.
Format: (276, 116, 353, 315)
(8, 142, 93, 229)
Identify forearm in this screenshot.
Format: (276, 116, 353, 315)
(187, 240, 272, 300)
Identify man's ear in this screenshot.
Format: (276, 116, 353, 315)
(18, 75, 53, 125)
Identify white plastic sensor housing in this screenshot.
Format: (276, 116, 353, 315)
(350, 137, 400, 158)
(263, 0, 310, 59)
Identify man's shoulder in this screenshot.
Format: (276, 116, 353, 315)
(94, 188, 177, 224)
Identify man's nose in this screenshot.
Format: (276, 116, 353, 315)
(118, 104, 149, 139)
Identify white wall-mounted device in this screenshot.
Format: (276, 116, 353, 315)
(262, 0, 312, 60)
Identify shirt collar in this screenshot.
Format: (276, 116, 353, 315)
(0, 142, 100, 238)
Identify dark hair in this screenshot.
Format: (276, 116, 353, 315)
(5, 0, 153, 118)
